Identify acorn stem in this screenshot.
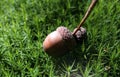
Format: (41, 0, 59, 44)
(73, 0, 98, 35)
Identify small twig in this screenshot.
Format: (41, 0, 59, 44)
(73, 0, 98, 35)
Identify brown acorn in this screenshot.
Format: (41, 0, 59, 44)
(43, 26, 76, 57)
(43, 0, 97, 57)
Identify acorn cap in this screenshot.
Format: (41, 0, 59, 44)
(73, 27, 87, 43)
(56, 26, 76, 50)
(80, 27, 86, 35)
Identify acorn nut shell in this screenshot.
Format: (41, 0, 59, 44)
(43, 26, 76, 57)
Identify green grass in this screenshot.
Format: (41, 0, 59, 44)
(0, 0, 120, 77)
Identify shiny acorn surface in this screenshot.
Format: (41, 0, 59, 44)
(43, 27, 76, 57)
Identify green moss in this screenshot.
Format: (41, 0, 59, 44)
(0, 0, 120, 77)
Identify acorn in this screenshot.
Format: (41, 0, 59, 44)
(43, 0, 97, 57)
(43, 26, 76, 57)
